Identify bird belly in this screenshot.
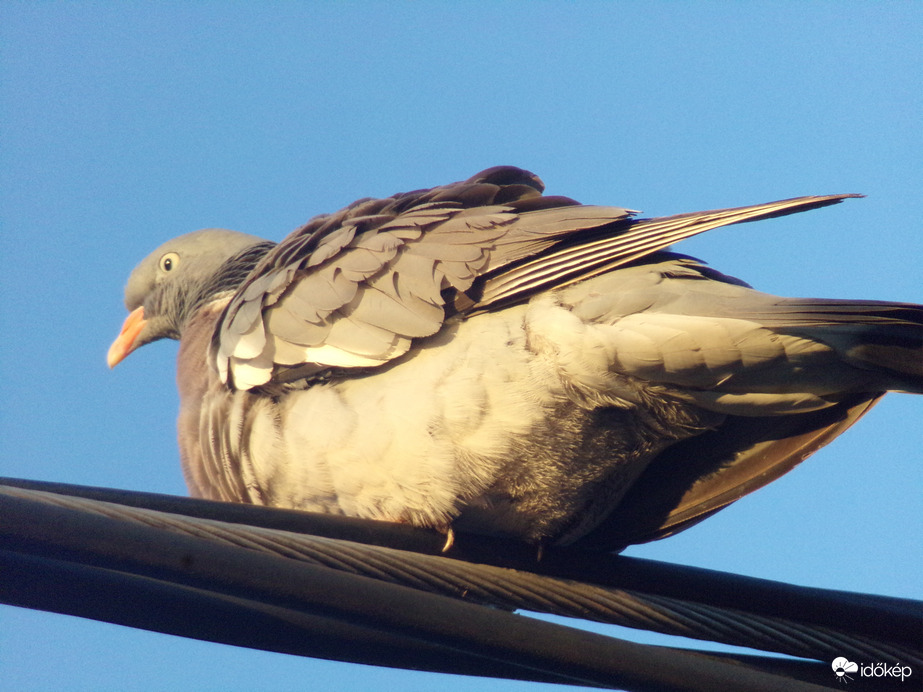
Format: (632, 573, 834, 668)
(211, 301, 718, 544)
(251, 306, 557, 530)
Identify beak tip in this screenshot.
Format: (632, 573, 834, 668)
(108, 306, 146, 369)
(107, 342, 127, 369)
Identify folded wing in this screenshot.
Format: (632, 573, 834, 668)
(213, 166, 858, 391)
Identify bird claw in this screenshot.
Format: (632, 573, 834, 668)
(440, 527, 455, 553)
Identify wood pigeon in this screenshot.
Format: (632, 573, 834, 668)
(108, 166, 922, 550)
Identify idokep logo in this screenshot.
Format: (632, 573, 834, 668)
(832, 657, 858, 682)
(831, 657, 913, 684)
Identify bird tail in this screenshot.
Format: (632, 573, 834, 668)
(802, 300, 923, 394)
(761, 298, 923, 393)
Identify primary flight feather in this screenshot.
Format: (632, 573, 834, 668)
(109, 166, 922, 550)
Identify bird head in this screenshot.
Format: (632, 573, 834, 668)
(108, 229, 270, 367)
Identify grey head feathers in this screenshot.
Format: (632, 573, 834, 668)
(122, 229, 274, 348)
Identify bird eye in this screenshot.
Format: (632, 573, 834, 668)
(159, 252, 180, 273)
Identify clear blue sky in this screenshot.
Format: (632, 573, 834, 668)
(2, 3, 920, 690)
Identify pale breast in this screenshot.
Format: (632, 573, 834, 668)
(181, 296, 718, 544)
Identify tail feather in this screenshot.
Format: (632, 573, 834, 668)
(771, 299, 923, 392)
(846, 340, 923, 390)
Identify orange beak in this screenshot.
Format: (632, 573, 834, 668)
(107, 306, 147, 368)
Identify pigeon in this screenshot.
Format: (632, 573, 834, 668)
(108, 166, 922, 550)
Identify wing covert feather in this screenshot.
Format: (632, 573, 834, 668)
(213, 167, 856, 390)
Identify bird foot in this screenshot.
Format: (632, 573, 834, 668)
(440, 527, 455, 553)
